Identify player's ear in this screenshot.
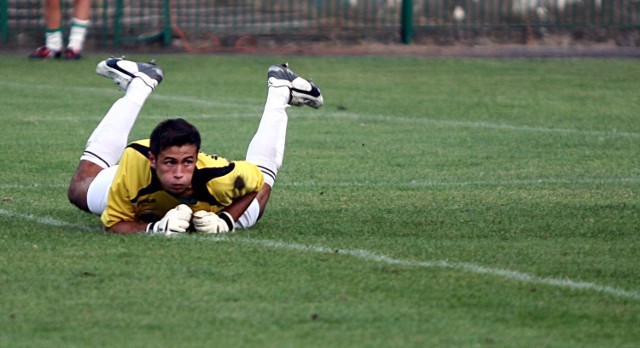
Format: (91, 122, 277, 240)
(148, 152, 157, 169)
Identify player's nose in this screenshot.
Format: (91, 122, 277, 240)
(173, 166, 185, 178)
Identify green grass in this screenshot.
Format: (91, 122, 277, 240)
(1, 53, 639, 347)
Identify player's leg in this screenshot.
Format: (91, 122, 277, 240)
(67, 57, 164, 214)
(236, 64, 323, 229)
(64, 0, 92, 59)
(29, 0, 63, 58)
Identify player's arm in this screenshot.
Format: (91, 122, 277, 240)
(221, 191, 258, 222)
(105, 221, 149, 234)
(193, 161, 264, 233)
(105, 204, 193, 235)
(192, 191, 259, 234)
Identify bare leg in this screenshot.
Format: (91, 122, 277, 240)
(72, 0, 91, 20)
(45, 0, 62, 30)
(67, 161, 102, 212)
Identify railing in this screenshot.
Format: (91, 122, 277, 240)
(2, 0, 639, 49)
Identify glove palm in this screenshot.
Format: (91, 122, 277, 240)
(146, 204, 193, 235)
(192, 210, 234, 234)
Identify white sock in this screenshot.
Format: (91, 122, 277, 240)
(81, 79, 153, 168)
(67, 18, 90, 52)
(45, 29, 63, 52)
(245, 86, 290, 187)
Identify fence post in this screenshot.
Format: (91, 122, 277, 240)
(114, 0, 123, 47)
(162, 0, 172, 46)
(400, 0, 413, 44)
(1, 0, 8, 43)
(101, 0, 108, 47)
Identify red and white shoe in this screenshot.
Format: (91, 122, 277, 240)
(63, 48, 82, 60)
(29, 46, 61, 59)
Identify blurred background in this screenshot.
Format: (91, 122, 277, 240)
(2, 0, 640, 54)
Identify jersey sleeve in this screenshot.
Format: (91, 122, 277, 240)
(207, 160, 265, 208)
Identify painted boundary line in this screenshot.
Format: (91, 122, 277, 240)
(0, 208, 95, 233)
(1, 208, 638, 301)
(230, 237, 640, 301)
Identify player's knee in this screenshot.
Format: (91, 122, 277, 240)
(67, 162, 103, 213)
(67, 178, 91, 213)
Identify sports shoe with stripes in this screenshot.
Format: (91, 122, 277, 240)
(29, 46, 61, 59)
(267, 63, 323, 109)
(96, 57, 164, 91)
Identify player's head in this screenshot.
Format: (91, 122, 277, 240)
(149, 118, 201, 155)
(149, 118, 201, 196)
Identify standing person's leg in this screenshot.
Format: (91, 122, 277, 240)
(29, 0, 63, 58)
(236, 63, 323, 229)
(68, 58, 164, 214)
(64, 0, 92, 59)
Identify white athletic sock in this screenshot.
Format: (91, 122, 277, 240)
(45, 28, 63, 52)
(67, 18, 90, 52)
(81, 79, 153, 168)
(245, 86, 290, 187)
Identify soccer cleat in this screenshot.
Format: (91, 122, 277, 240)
(63, 48, 81, 60)
(267, 63, 323, 109)
(29, 46, 61, 59)
(96, 57, 164, 91)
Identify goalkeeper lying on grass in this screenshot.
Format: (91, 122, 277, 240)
(67, 57, 323, 235)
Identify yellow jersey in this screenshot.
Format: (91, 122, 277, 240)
(101, 140, 264, 228)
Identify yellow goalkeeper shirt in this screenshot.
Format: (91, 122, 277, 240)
(101, 139, 264, 228)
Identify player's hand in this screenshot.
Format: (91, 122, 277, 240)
(192, 210, 235, 234)
(146, 204, 193, 235)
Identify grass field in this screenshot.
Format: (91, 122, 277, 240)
(1, 53, 639, 347)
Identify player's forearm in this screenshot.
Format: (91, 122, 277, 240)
(222, 191, 259, 222)
(104, 192, 260, 234)
(104, 221, 149, 234)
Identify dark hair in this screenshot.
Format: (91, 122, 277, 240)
(149, 118, 201, 155)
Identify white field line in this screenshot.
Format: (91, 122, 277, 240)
(0, 208, 94, 233)
(1, 207, 638, 301)
(229, 237, 640, 301)
(2, 177, 638, 191)
(3, 81, 640, 139)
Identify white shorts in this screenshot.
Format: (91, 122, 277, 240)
(86, 165, 118, 216)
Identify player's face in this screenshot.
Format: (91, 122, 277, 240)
(150, 144, 198, 197)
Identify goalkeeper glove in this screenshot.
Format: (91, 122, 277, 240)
(192, 210, 235, 234)
(146, 204, 193, 235)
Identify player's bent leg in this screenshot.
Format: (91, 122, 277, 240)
(240, 64, 322, 229)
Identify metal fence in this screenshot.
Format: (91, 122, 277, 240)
(2, 0, 640, 50)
